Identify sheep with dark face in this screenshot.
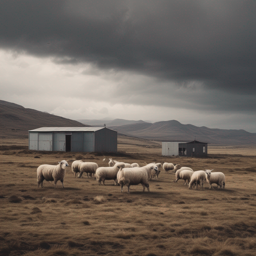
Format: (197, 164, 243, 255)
(37, 160, 69, 188)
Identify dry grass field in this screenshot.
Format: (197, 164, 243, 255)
(0, 136, 256, 256)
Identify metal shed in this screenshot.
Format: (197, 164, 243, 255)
(178, 140, 207, 157)
(162, 142, 184, 156)
(28, 127, 117, 153)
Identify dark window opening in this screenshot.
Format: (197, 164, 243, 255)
(66, 135, 71, 152)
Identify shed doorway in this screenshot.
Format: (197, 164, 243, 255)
(65, 135, 71, 152)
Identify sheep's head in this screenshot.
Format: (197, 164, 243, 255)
(108, 158, 115, 166)
(156, 163, 162, 168)
(205, 169, 213, 179)
(153, 165, 159, 174)
(59, 160, 69, 169)
(173, 164, 181, 173)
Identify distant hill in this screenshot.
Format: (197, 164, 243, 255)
(0, 100, 88, 138)
(79, 118, 149, 127)
(110, 120, 256, 145)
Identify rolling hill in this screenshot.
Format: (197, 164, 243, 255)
(0, 100, 88, 138)
(110, 120, 256, 145)
(1, 100, 256, 145)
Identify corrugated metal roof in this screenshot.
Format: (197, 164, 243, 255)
(29, 127, 106, 132)
(186, 140, 207, 144)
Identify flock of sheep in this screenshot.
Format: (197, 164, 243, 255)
(36, 158, 226, 192)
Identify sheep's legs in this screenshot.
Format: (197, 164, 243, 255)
(120, 184, 123, 192)
(127, 185, 130, 193)
(60, 179, 64, 188)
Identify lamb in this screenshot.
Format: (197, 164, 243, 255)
(175, 168, 194, 185)
(71, 160, 83, 177)
(95, 163, 125, 185)
(78, 162, 98, 178)
(37, 160, 69, 188)
(117, 165, 158, 193)
(188, 170, 207, 189)
(205, 170, 225, 189)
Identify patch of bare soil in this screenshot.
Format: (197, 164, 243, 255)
(0, 138, 256, 255)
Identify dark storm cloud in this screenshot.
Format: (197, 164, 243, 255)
(1, 0, 256, 97)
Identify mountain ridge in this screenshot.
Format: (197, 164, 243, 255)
(109, 120, 256, 145)
(0, 100, 88, 138)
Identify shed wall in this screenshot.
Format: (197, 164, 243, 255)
(162, 142, 181, 156)
(38, 133, 53, 151)
(95, 128, 117, 152)
(71, 133, 84, 152)
(179, 143, 207, 157)
(29, 132, 38, 150)
(53, 133, 65, 151)
(83, 132, 95, 152)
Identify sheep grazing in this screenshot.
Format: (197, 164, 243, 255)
(131, 163, 140, 167)
(163, 162, 174, 172)
(117, 165, 158, 193)
(163, 162, 180, 172)
(78, 162, 98, 178)
(71, 160, 83, 177)
(37, 160, 69, 188)
(95, 163, 125, 185)
(205, 170, 226, 189)
(188, 170, 207, 189)
(175, 168, 194, 185)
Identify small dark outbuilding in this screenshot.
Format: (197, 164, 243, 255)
(178, 140, 208, 157)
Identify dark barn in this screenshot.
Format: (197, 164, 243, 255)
(179, 140, 208, 157)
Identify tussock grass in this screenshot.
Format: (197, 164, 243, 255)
(1, 139, 256, 255)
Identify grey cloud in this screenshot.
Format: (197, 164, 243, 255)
(0, 0, 256, 111)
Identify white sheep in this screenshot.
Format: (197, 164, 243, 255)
(205, 170, 226, 189)
(117, 164, 158, 193)
(113, 160, 133, 168)
(95, 163, 125, 185)
(175, 168, 194, 185)
(188, 170, 207, 189)
(71, 160, 83, 177)
(175, 166, 193, 173)
(163, 162, 180, 172)
(78, 162, 98, 178)
(37, 160, 69, 188)
(131, 163, 140, 167)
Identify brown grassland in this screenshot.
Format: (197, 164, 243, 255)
(0, 135, 256, 256)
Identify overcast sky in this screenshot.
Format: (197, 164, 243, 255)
(1, 1, 256, 132)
